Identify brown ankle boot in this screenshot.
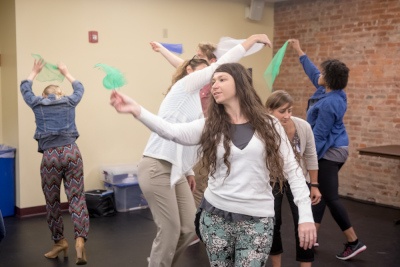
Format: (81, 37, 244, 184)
(75, 237, 87, 265)
(44, 238, 68, 258)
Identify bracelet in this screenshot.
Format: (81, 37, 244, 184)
(310, 183, 319, 188)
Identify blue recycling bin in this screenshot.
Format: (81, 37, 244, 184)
(0, 145, 16, 217)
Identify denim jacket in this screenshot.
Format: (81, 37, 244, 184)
(20, 80, 84, 146)
(300, 55, 348, 159)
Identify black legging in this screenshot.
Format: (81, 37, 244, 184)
(312, 159, 352, 231)
(270, 182, 314, 262)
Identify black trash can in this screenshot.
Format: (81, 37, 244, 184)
(0, 145, 16, 217)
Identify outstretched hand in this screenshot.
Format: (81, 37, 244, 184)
(256, 34, 272, 48)
(242, 34, 272, 52)
(288, 39, 305, 56)
(110, 91, 141, 117)
(27, 59, 45, 81)
(150, 41, 162, 52)
(57, 62, 69, 76)
(32, 59, 45, 75)
(288, 39, 300, 49)
(57, 62, 76, 83)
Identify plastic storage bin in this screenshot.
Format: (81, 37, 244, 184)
(0, 145, 16, 217)
(101, 163, 147, 212)
(102, 164, 138, 185)
(105, 182, 148, 212)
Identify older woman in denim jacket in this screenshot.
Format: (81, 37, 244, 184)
(20, 59, 89, 265)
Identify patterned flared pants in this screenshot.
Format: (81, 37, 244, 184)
(40, 143, 89, 241)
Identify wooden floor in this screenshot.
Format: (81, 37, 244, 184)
(1, 197, 399, 267)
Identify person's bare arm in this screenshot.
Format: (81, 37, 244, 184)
(289, 39, 306, 57)
(308, 169, 322, 205)
(150, 41, 184, 68)
(241, 34, 272, 51)
(27, 59, 45, 81)
(186, 175, 196, 192)
(58, 63, 76, 83)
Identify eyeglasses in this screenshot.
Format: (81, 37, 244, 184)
(187, 55, 209, 68)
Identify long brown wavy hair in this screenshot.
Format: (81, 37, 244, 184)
(198, 63, 286, 190)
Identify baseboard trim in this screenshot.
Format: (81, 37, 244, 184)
(16, 203, 69, 218)
(13, 196, 399, 218)
(340, 195, 400, 210)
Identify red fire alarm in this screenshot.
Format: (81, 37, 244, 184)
(89, 31, 98, 43)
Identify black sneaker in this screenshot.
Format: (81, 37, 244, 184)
(336, 241, 367, 260)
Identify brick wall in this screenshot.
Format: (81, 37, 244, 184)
(273, 0, 400, 208)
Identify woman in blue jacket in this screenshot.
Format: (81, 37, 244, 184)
(20, 59, 89, 265)
(289, 39, 366, 261)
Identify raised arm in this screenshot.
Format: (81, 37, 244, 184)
(57, 63, 84, 105)
(289, 39, 321, 89)
(179, 33, 272, 94)
(150, 41, 184, 68)
(27, 59, 45, 81)
(110, 91, 204, 145)
(288, 39, 305, 57)
(241, 34, 271, 51)
(58, 62, 76, 83)
(21, 59, 46, 106)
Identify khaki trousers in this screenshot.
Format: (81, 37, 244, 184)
(138, 156, 196, 267)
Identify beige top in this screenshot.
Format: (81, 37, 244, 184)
(291, 116, 319, 182)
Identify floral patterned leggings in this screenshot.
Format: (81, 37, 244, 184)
(199, 210, 274, 267)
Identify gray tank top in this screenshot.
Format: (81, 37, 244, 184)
(229, 122, 254, 149)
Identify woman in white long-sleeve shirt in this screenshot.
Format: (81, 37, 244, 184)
(138, 56, 208, 267)
(110, 60, 316, 267)
(135, 34, 271, 267)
